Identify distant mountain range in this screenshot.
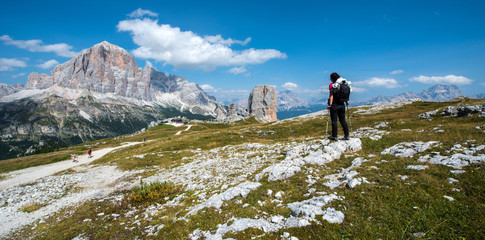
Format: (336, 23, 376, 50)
(355, 84, 464, 105)
(276, 84, 478, 120)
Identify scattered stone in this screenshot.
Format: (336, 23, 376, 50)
(406, 165, 428, 170)
(351, 127, 390, 141)
(275, 191, 284, 199)
(447, 178, 459, 184)
(443, 195, 455, 201)
(257, 139, 362, 182)
(324, 157, 368, 189)
(188, 181, 262, 215)
(381, 141, 440, 157)
(374, 122, 389, 128)
(413, 232, 426, 238)
(417, 145, 485, 169)
(450, 170, 466, 174)
(287, 194, 341, 219)
(398, 175, 409, 180)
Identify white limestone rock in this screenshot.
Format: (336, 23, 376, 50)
(381, 141, 440, 157)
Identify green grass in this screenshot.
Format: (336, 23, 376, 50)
(4, 98, 485, 239)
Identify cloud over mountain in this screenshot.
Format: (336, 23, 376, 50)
(117, 16, 286, 71)
(36, 59, 60, 69)
(0, 58, 27, 71)
(354, 77, 401, 88)
(409, 75, 472, 85)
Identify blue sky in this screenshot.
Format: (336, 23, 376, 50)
(1, 0, 484, 103)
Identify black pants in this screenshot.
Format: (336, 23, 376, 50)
(330, 103, 349, 137)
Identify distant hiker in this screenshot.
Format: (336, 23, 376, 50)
(143, 137, 146, 142)
(71, 154, 78, 163)
(327, 72, 351, 140)
(88, 148, 92, 158)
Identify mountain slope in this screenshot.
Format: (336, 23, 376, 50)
(1, 98, 484, 239)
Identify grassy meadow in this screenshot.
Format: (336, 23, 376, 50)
(2, 98, 484, 239)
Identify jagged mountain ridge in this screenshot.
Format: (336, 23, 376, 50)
(358, 84, 463, 105)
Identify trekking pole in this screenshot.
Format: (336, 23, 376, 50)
(325, 108, 329, 135)
(347, 104, 352, 132)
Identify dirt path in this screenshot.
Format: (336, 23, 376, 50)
(175, 124, 192, 135)
(0, 142, 142, 191)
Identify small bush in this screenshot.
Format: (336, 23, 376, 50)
(127, 180, 183, 205)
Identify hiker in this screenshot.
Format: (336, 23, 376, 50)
(327, 72, 351, 140)
(88, 148, 92, 158)
(71, 154, 78, 163)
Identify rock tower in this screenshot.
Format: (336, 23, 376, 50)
(248, 85, 277, 122)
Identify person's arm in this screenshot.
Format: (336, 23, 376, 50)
(327, 91, 333, 109)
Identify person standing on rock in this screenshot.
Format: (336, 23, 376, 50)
(327, 72, 350, 140)
(88, 148, 92, 158)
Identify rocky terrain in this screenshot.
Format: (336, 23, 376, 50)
(0, 98, 483, 239)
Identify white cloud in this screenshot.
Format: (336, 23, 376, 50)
(12, 72, 27, 78)
(204, 35, 251, 46)
(0, 58, 27, 71)
(200, 84, 216, 93)
(281, 82, 298, 90)
(116, 18, 287, 71)
(352, 87, 367, 93)
(354, 77, 401, 88)
(36, 59, 59, 69)
(390, 69, 404, 75)
(0, 35, 77, 57)
(128, 8, 159, 18)
(228, 66, 247, 75)
(409, 75, 472, 85)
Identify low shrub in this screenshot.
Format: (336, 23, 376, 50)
(127, 180, 183, 205)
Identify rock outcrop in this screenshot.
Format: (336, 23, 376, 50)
(418, 105, 485, 120)
(248, 85, 277, 122)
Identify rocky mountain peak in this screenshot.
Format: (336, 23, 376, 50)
(26, 41, 152, 100)
(277, 90, 309, 111)
(419, 84, 462, 101)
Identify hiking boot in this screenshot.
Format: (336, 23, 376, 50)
(328, 136, 338, 141)
(344, 135, 350, 140)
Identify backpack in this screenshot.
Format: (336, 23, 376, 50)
(331, 79, 351, 103)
